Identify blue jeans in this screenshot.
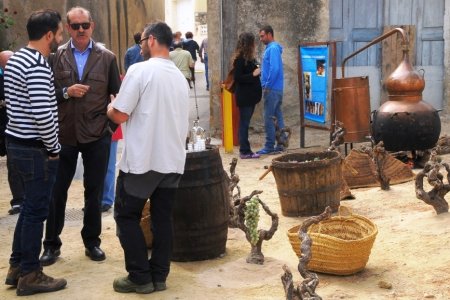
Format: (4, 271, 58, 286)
(263, 89, 285, 149)
(7, 141, 59, 274)
(204, 55, 209, 89)
(238, 105, 256, 154)
(102, 140, 118, 206)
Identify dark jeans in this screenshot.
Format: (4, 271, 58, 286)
(44, 134, 110, 251)
(204, 54, 209, 89)
(7, 153, 25, 207)
(190, 62, 196, 82)
(114, 172, 176, 284)
(238, 105, 256, 154)
(7, 140, 59, 274)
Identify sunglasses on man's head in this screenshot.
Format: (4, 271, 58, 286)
(69, 22, 91, 30)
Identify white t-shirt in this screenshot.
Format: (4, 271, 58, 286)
(113, 57, 190, 174)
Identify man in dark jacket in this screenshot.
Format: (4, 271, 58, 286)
(182, 31, 199, 88)
(124, 32, 143, 72)
(40, 6, 121, 266)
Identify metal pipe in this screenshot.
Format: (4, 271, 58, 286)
(341, 27, 408, 77)
(219, 0, 224, 80)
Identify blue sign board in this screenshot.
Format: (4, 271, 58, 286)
(299, 46, 329, 123)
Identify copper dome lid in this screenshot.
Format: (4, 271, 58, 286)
(385, 49, 425, 99)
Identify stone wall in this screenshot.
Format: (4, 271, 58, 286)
(207, 0, 238, 136)
(207, 0, 329, 134)
(0, 0, 164, 74)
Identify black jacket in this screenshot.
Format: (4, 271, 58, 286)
(183, 39, 200, 61)
(233, 56, 262, 107)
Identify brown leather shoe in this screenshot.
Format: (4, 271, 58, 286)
(5, 265, 20, 286)
(16, 269, 67, 296)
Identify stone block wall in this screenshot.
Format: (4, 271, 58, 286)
(207, 0, 329, 135)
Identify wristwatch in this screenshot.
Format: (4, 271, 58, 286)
(63, 87, 69, 100)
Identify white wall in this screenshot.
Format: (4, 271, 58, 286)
(165, 0, 195, 34)
(165, 0, 206, 43)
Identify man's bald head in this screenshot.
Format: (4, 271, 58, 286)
(0, 51, 14, 69)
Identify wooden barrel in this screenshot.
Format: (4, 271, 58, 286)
(171, 146, 230, 261)
(271, 151, 341, 217)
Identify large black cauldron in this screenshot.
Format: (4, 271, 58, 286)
(372, 107, 441, 151)
(371, 45, 440, 151)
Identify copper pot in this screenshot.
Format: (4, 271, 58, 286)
(371, 49, 441, 151)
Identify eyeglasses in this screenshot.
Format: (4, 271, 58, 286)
(69, 22, 91, 30)
(139, 36, 149, 44)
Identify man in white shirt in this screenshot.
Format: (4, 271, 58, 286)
(107, 22, 189, 294)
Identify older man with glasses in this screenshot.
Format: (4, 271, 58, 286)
(40, 5, 121, 267)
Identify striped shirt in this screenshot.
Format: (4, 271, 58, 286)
(4, 47, 60, 155)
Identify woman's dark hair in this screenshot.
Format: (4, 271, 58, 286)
(185, 31, 193, 39)
(231, 32, 256, 64)
(27, 9, 61, 41)
(143, 22, 173, 48)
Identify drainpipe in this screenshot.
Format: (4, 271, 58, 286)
(219, 0, 224, 80)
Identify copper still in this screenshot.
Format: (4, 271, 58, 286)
(340, 27, 441, 151)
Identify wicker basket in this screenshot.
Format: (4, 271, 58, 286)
(287, 206, 377, 275)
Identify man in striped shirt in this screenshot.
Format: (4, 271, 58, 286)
(0, 50, 25, 216)
(4, 9, 67, 296)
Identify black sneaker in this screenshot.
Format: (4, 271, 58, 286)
(154, 282, 167, 291)
(8, 205, 21, 215)
(101, 204, 112, 213)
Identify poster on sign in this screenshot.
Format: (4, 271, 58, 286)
(299, 45, 329, 123)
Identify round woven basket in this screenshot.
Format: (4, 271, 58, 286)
(287, 207, 377, 275)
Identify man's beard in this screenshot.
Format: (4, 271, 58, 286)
(50, 37, 59, 53)
(142, 47, 151, 60)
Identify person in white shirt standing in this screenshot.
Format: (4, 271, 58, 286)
(107, 22, 189, 294)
